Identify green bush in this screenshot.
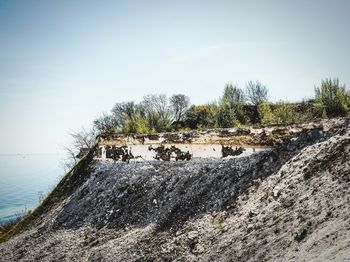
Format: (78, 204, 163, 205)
(314, 78, 349, 117)
(144, 112, 171, 132)
(122, 116, 150, 134)
(185, 104, 218, 129)
(257, 102, 274, 125)
(222, 83, 247, 124)
(88, 78, 350, 137)
(273, 102, 297, 125)
(217, 100, 237, 128)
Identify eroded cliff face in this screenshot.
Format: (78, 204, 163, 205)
(0, 119, 349, 262)
(96, 120, 330, 147)
(94, 120, 338, 162)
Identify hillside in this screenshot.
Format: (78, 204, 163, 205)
(0, 118, 349, 261)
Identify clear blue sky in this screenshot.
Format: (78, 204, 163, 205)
(0, 0, 349, 154)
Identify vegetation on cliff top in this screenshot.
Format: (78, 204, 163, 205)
(60, 77, 350, 170)
(92, 78, 349, 135)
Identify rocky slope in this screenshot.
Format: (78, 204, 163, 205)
(0, 119, 349, 261)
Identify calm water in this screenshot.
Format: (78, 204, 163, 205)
(0, 154, 64, 224)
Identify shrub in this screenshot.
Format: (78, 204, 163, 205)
(222, 83, 247, 124)
(217, 100, 237, 128)
(223, 83, 245, 105)
(314, 78, 349, 117)
(257, 102, 274, 125)
(185, 104, 218, 129)
(273, 102, 297, 125)
(122, 116, 150, 134)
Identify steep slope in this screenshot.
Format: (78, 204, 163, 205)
(0, 120, 349, 261)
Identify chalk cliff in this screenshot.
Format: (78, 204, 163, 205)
(0, 118, 349, 261)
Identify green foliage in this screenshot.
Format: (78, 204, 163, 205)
(314, 78, 349, 117)
(273, 102, 297, 125)
(89, 78, 349, 136)
(217, 100, 237, 128)
(222, 83, 247, 124)
(257, 102, 273, 125)
(258, 102, 301, 125)
(185, 104, 218, 129)
(122, 115, 150, 134)
(111, 102, 139, 128)
(305, 101, 326, 119)
(223, 83, 245, 105)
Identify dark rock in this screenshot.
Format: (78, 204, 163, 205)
(148, 145, 192, 161)
(221, 146, 246, 158)
(105, 146, 135, 162)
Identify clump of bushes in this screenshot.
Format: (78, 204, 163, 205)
(89, 78, 349, 134)
(64, 78, 349, 165)
(185, 104, 218, 129)
(122, 115, 150, 134)
(257, 102, 273, 125)
(273, 102, 298, 125)
(258, 102, 299, 126)
(217, 99, 238, 128)
(314, 78, 349, 117)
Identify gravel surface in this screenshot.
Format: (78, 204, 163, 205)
(0, 120, 349, 261)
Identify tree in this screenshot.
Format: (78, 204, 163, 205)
(246, 81, 269, 106)
(61, 145, 79, 172)
(222, 83, 246, 123)
(170, 94, 190, 122)
(69, 127, 95, 151)
(217, 100, 237, 128)
(223, 83, 245, 105)
(111, 102, 139, 128)
(142, 94, 172, 131)
(185, 104, 218, 129)
(93, 112, 118, 134)
(314, 78, 349, 117)
(62, 127, 96, 172)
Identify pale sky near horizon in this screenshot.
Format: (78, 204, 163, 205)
(0, 0, 349, 154)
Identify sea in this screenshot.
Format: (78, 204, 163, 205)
(0, 154, 64, 224)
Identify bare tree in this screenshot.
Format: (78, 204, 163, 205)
(142, 94, 171, 131)
(69, 127, 95, 151)
(111, 102, 138, 128)
(246, 81, 269, 106)
(93, 112, 118, 134)
(62, 127, 96, 172)
(60, 145, 79, 173)
(170, 94, 190, 122)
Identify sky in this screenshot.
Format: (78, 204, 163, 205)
(0, 0, 349, 154)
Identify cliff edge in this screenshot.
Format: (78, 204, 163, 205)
(0, 119, 349, 261)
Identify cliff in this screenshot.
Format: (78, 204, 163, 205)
(0, 118, 349, 261)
